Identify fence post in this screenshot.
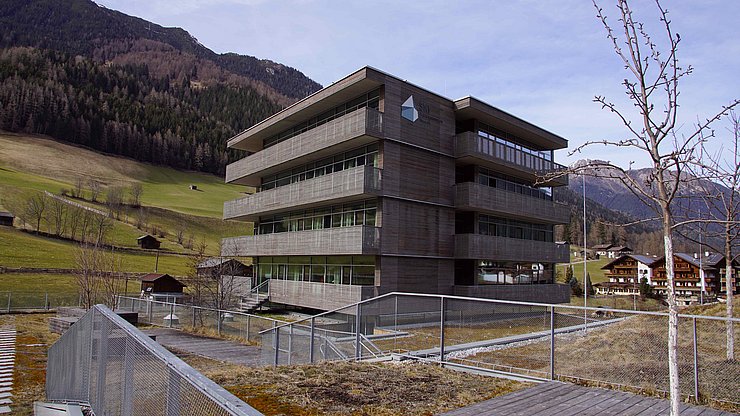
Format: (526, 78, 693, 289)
(550, 306, 555, 380)
(355, 303, 362, 360)
(439, 297, 445, 363)
(6, 292, 10, 312)
(693, 317, 699, 402)
(309, 317, 316, 364)
(217, 310, 222, 336)
(192, 306, 196, 328)
(246, 316, 251, 342)
(288, 324, 293, 365)
(273, 321, 279, 367)
(147, 299, 152, 323)
(122, 337, 135, 416)
(168, 302, 174, 328)
(45, 293, 49, 311)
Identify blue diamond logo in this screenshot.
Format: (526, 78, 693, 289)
(401, 95, 419, 122)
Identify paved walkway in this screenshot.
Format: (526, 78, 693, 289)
(0, 328, 15, 415)
(141, 328, 263, 366)
(439, 382, 737, 416)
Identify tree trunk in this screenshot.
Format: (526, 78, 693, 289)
(727, 221, 735, 361)
(661, 204, 681, 416)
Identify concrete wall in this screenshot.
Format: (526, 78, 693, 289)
(453, 283, 571, 304)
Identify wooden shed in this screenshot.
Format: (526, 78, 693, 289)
(137, 234, 161, 250)
(140, 273, 186, 294)
(0, 212, 14, 227)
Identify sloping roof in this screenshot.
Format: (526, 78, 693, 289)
(140, 273, 169, 282)
(608, 246, 633, 252)
(601, 254, 659, 270)
(0, 211, 14, 218)
(592, 244, 613, 250)
(137, 234, 159, 241)
(196, 257, 246, 269)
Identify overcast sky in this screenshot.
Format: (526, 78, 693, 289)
(95, 0, 739, 168)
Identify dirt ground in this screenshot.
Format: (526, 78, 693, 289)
(187, 355, 528, 416)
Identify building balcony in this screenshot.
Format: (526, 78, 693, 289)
(226, 107, 383, 186)
(268, 279, 376, 311)
(222, 226, 380, 257)
(224, 166, 382, 221)
(454, 234, 569, 263)
(455, 132, 568, 187)
(454, 182, 569, 224)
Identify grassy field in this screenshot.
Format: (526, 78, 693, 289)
(0, 227, 191, 275)
(557, 257, 611, 283)
(0, 132, 247, 218)
(0, 273, 142, 308)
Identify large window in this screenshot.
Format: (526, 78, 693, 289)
(478, 123, 553, 161)
(264, 89, 381, 148)
(479, 215, 553, 242)
(260, 144, 379, 191)
(256, 201, 377, 235)
(256, 256, 375, 286)
(478, 168, 552, 200)
(477, 261, 553, 285)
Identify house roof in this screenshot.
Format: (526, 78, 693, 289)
(140, 273, 185, 286)
(0, 211, 14, 218)
(196, 258, 247, 269)
(592, 244, 613, 250)
(608, 246, 633, 252)
(601, 254, 659, 270)
(137, 234, 159, 241)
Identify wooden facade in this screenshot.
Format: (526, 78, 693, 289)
(140, 273, 185, 294)
(223, 67, 572, 310)
(137, 234, 161, 250)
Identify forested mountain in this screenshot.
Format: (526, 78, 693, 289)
(0, 0, 322, 174)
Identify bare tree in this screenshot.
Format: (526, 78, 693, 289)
(24, 193, 48, 233)
(106, 186, 125, 219)
(135, 206, 148, 230)
(92, 212, 113, 246)
(568, 1, 740, 413)
(68, 206, 81, 241)
(74, 177, 84, 199)
(88, 179, 102, 203)
(175, 225, 185, 245)
(99, 248, 124, 309)
(49, 197, 67, 237)
(688, 112, 740, 360)
(75, 244, 102, 309)
(129, 183, 143, 207)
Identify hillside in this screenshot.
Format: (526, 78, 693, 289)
(0, 0, 322, 174)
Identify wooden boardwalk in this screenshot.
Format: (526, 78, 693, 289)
(439, 382, 738, 416)
(142, 328, 263, 366)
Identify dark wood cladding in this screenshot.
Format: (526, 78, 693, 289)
(223, 67, 572, 308)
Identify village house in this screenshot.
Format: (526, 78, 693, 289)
(595, 254, 657, 296)
(137, 234, 161, 250)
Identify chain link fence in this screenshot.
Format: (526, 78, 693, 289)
(46, 304, 264, 415)
(0, 291, 80, 312)
(261, 292, 740, 409)
(117, 296, 284, 346)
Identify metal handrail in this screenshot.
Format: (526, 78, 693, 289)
(261, 291, 740, 334)
(46, 305, 264, 416)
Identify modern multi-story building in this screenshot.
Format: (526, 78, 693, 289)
(222, 67, 571, 311)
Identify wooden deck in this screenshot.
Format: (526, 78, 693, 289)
(141, 328, 263, 366)
(439, 382, 737, 416)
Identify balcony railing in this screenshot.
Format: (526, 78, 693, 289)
(454, 182, 570, 224)
(268, 279, 376, 311)
(455, 234, 569, 263)
(224, 166, 382, 220)
(223, 226, 380, 257)
(455, 132, 568, 186)
(226, 107, 383, 185)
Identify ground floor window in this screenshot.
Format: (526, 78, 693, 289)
(477, 261, 553, 285)
(256, 256, 375, 286)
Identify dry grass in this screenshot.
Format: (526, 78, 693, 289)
(186, 356, 529, 416)
(0, 313, 59, 415)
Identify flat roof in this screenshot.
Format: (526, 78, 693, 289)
(227, 66, 568, 151)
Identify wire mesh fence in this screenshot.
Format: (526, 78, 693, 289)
(260, 292, 739, 408)
(0, 291, 80, 311)
(117, 295, 284, 346)
(46, 304, 264, 415)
